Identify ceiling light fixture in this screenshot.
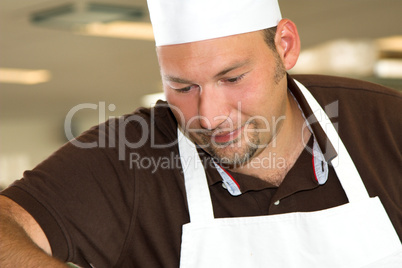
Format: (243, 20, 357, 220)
(30, 2, 154, 41)
(0, 68, 51, 85)
(291, 35, 402, 79)
(376, 36, 402, 54)
(80, 21, 154, 40)
(374, 59, 402, 79)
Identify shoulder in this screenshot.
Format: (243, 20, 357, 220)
(78, 100, 178, 149)
(291, 74, 402, 126)
(291, 74, 402, 101)
(119, 100, 177, 140)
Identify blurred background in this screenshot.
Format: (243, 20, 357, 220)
(1, 0, 401, 189)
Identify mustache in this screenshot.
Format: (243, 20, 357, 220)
(188, 121, 257, 137)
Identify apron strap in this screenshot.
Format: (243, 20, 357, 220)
(178, 128, 214, 222)
(294, 79, 369, 202)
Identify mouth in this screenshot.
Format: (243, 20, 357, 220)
(210, 125, 245, 144)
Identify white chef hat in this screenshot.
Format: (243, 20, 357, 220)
(147, 0, 282, 46)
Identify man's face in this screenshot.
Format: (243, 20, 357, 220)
(157, 31, 287, 167)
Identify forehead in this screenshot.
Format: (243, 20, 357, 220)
(156, 31, 267, 73)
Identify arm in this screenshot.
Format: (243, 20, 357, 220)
(0, 195, 67, 267)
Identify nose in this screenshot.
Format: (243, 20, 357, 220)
(198, 85, 230, 130)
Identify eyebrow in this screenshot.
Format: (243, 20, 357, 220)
(213, 60, 250, 79)
(163, 59, 251, 84)
(163, 75, 192, 84)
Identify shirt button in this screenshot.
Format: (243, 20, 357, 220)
(222, 182, 227, 189)
(274, 200, 280, 205)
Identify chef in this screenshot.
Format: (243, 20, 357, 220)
(0, 0, 401, 267)
(148, 0, 402, 267)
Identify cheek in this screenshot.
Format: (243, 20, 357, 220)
(232, 78, 269, 113)
(235, 74, 285, 121)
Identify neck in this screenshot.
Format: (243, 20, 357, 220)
(232, 92, 311, 186)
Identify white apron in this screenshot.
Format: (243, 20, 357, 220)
(177, 80, 402, 267)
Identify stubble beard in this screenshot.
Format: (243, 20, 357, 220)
(198, 120, 261, 168)
(190, 50, 287, 168)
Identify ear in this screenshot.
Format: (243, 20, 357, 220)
(274, 19, 301, 70)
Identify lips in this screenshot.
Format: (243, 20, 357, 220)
(211, 125, 244, 144)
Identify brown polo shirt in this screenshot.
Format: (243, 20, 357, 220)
(2, 74, 401, 267)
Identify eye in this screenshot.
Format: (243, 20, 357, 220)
(224, 73, 246, 83)
(174, 84, 199, 93)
